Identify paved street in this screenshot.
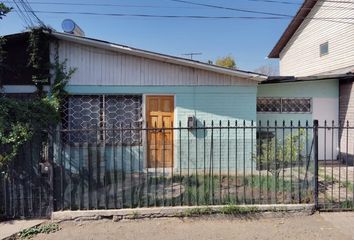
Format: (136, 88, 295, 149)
(31, 212, 354, 240)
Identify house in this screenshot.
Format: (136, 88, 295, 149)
(1, 30, 266, 174)
(268, 0, 354, 77)
(261, 0, 354, 163)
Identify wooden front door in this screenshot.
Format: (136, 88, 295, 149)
(146, 96, 174, 168)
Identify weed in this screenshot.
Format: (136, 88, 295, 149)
(19, 223, 60, 239)
(219, 205, 258, 214)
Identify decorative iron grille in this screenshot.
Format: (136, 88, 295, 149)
(62, 95, 142, 144)
(282, 98, 311, 113)
(257, 97, 311, 113)
(257, 98, 281, 112)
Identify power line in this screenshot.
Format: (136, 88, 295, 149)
(169, 0, 293, 17)
(11, 0, 34, 28)
(2, 1, 201, 9)
(29, 10, 289, 19)
(27, 10, 354, 22)
(6, 0, 354, 12)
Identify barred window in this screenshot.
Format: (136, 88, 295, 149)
(62, 95, 142, 144)
(257, 98, 281, 112)
(257, 97, 311, 113)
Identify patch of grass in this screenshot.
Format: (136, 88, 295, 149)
(19, 223, 60, 239)
(219, 205, 258, 215)
(340, 181, 353, 191)
(180, 205, 259, 217)
(183, 206, 214, 217)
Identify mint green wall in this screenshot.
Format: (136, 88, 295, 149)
(257, 79, 339, 126)
(60, 85, 258, 173)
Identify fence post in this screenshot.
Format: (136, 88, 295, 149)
(313, 120, 319, 210)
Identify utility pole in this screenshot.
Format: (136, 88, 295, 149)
(181, 52, 202, 60)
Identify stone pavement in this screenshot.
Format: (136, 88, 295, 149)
(0, 219, 45, 240)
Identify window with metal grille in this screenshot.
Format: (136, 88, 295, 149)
(257, 97, 311, 113)
(257, 98, 281, 112)
(62, 95, 142, 144)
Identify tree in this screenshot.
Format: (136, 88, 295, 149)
(215, 55, 236, 69)
(0, 3, 12, 19)
(254, 64, 279, 76)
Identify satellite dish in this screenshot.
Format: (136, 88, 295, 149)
(62, 19, 85, 37)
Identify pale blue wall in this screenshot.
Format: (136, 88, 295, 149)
(257, 79, 339, 126)
(56, 85, 258, 173)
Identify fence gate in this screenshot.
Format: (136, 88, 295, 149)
(315, 121, 354, 211)
(0, 132, 53, 219)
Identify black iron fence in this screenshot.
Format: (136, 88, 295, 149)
(0, 132, 53, 220)
(1, 120, 354, 220)
(52, 120, 315, 211)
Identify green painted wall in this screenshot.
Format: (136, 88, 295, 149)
(257, 79, 339, 126)
(56, 85, 258, 173)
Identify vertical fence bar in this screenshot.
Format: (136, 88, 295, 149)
(211, 120, 214, 205)
(95, 124, 100, 209)
(113, 125, 118, 209)
(236, 120, 238, 204)
(290, 121, 293, 203)
(345, 121, 349, 208)
(251, 120, 254, 204)
(171, 121, 174, 207)
(305, 121, 309, 202)
(203, 121, 206, 205)
(154, 121, 158, 207)
(146, 123, 149, 208)
(297, 121, 301, 204)
(130, 123, 133, 208)
(331, 120, 334, 208)
(266, 120, 269, 204)
(313, 120, 319, 210)
(219, 120, 222, 205)
(187, 122, 190, 206)
(60, 129, 64, 211)
(120, 123, 125, 208)
(104, 126, 108, 210)
(282, 120, 285, 204)
(162, 121, 165, 207)
(138, 123, 142, 208)
(227, 120, 230, 203)
(338, 121, 341, 207)
(258, 121, 262, 204)
(243, 120, 246, 204)
(195, 119, 199, 206)
(274, 121, 278, 204)
(324, 121, 327, 208)
(179, 121, 182, 206)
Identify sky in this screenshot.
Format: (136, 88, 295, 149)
(0, 0, 304, 72)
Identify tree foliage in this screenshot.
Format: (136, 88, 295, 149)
(0, 28, 76, 169)
(0, 3, 12, 19)
(215, 55, 237, 69)
(254, 64, 279, 76)
(255, 129, 306, 178)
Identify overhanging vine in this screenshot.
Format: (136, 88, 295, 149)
(0, 27, 76, 169)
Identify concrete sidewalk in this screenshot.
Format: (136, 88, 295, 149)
(0, 220, 45, 240)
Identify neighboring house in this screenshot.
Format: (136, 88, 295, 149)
(265, 0, 354, 164)
(268, 0, 354, 77)
(257, 74, 354, 161)
(1, 31, 266, 174)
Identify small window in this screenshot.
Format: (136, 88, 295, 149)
(257, 98, 281, 112)
(257, 97, 311, 113)
(320, 42, 329, 56)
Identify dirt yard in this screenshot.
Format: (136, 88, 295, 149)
(32, 212, 354, 240)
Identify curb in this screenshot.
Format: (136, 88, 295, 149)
(52, 204, 316, 221)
